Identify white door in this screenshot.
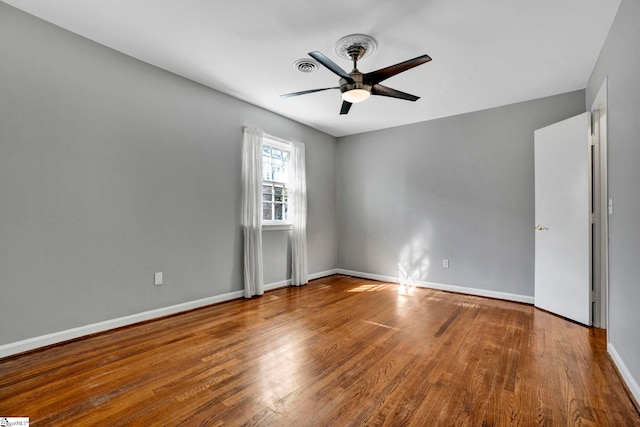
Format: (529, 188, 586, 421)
(534, 112, 591, 325)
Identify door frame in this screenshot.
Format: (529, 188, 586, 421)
(591, 78, 609, 330)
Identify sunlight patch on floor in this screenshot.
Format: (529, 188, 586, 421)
(348, 284, 393, 292)
(397, 283, 416, 296)
(363, 320, 398, 330)
(455, 302, 481, 309)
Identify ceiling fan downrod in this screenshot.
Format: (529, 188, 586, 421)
(346, 44, 367, 71)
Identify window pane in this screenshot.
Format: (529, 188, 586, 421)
(275, 188, 284, 202)
(263, 160, 271, 181)
(274, 203, 283, 220)
(263, 202, 272, 221)
(263, 184, 273, 201)
(262, 142, 292, 223)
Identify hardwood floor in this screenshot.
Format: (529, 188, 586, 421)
(1, 275, 638, 426)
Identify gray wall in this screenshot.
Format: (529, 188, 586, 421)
(587, 0, 640, 397)
(0, 3, 337, 345)
(336, 91, 585, 298)
(4, 4, 635, 403)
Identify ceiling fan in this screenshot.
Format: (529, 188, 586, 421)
(281, 37, 432, 115)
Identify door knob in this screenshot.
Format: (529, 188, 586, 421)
(535, 224, 549, 231)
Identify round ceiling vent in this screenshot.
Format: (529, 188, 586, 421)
(293, 58, 319, 73)
(335, 34, 378, 61)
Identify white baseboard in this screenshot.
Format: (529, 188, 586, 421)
(309, 269, 338, 280)
(264, 269, 338, 291)
(0, 269, 341, 359)
(0, 289, 245, 359)
(335, 268, 534, 304)
(263, 278, 291, 291)
(608, 342, 640, 407)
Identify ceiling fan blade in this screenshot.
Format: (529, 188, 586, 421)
(340, 101, 352, 115)
(371, 84, 420, 101)
(365, 54, 432, 85)
(280, 87, 339, 98)
(309, 51, 354, 83)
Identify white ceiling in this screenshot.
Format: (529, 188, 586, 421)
(2, 0, 621, 137)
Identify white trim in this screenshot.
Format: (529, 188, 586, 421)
(335, 269, 534, 304)
(262, 222, 292, 231)
(0, 290, 244, 359)
(0, 269, 340, 359)
(335, 269, 400, 284)
(262, 138, 291, 224)
(263, 134, 294, 149)
(591, 76, 609, 331)
(263, 269, 338, 291)
(309, 269, 338, 280)
(608, 342, 640, 406)
(264, 278, 291, 291)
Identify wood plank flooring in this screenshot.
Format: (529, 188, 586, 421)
(1, 275, 639, 426)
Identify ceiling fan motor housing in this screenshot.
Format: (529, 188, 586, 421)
(340, 72, 372, 100)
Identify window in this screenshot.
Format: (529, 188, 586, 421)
(262, 138, 291, 226)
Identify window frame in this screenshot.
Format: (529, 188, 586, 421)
(262, 136, 293, 231)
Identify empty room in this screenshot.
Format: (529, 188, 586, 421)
(1, 0, 639, 425)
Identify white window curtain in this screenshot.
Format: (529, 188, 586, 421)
(241, 127, 264, 298)
(290, 141, 308, 286)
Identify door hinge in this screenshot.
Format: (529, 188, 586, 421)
(591, 213, 598, 224)
(591, 291, 597, 303)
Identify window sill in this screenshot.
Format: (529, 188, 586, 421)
(262, 223, 293, 231)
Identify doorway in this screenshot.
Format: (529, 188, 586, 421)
(591, 78, 609, 329)
(533, 80, 609, 328)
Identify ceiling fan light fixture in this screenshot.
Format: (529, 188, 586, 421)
(339, 73, 371, 103)
(342, 89, 371, 103)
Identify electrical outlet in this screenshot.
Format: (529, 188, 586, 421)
(443, 259, 449, 269)
(154, 272, 163, 286)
